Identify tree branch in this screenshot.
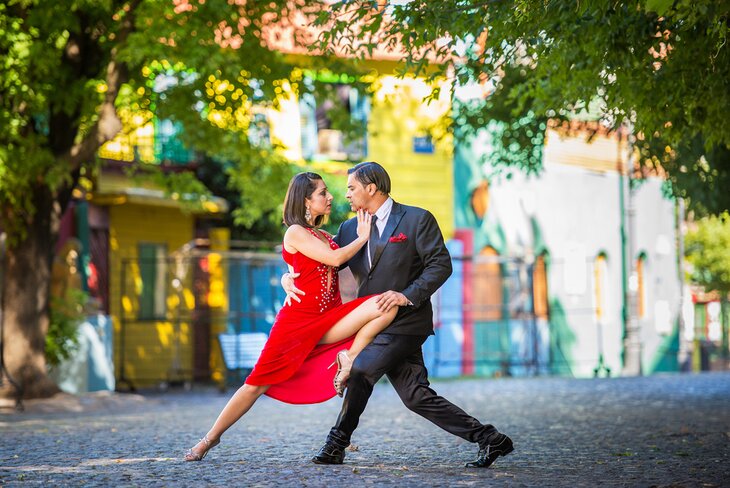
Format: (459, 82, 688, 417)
(63, 0, 141, 170)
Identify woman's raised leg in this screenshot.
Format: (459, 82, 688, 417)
(318, 296, 397, 357)
(185, 383, 270, 461)
(318, 296, 397, 395)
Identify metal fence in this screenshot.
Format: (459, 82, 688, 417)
(116, 248, 569, 390)
(117, 250, 287, 390)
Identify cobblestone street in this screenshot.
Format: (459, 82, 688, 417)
(1, 372, 728, 487)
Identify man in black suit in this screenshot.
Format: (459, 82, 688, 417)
(283, 161, 513, 468)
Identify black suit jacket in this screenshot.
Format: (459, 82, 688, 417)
(334, 201, 452, 336)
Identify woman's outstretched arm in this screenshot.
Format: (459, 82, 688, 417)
(283, 209, 371, 267)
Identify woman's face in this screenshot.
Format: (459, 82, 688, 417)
(305, 179, 333, 220)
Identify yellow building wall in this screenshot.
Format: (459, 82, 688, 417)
(98, 112, 155, 163)
(367, 75, 454, 238)
(206, 227, 230, 384)
(268, 71, 454, 238)
(108, 203, 195, 387)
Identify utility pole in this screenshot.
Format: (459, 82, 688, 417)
(675, 198, 692, 371)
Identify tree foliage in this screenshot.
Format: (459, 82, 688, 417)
(0, 0, 371, 398)
(0, 0, 332, 235)
(46, 288, 88, 367)
(318, 0, 730, 214)
(685, 212, 730, 297)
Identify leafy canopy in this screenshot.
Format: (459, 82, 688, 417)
(0, 0, 364, 237)
(685, 212, 730, 297)
(317, 0, 730, 214)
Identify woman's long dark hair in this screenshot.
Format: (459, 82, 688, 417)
(283, 172, 325, 228)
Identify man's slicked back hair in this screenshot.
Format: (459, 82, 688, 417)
(348, 161, 391, 195)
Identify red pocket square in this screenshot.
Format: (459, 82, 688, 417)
(389, 233, 408, 243)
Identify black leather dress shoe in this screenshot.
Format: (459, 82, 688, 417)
(311, 443, 345, 465)
(465, 434, 514, 468)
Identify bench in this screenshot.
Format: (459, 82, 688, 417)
(217, 332, 268, 390)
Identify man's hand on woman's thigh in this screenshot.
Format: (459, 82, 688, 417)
(375, 290, 410, 312)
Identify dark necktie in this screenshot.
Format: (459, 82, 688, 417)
(368, 214, 378, 268)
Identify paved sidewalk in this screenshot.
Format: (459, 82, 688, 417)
(1, 372, 728, 487)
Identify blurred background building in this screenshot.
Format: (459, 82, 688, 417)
(34, 31, 726, 394)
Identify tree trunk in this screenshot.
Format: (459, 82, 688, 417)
(0, 187, 60, 399)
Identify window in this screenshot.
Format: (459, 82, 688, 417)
(636, 253, 647, 318)
(138, 243, 168, 320)
(248, 112, 270, 148)
(300, 83, 369, 161)
(155, 119, 196, 164)
(473, 246, 503, 321)
(533, 253, 549, 320)
(471, 180, 490, 220)
(593, 253, 609, 322)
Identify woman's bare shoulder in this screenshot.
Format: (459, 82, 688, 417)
(285, 224, 308, 237)
(284, 225, 309, 254)
(286, 224, 318, 244)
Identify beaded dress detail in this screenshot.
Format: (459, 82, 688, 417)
(245, 228, 371, 404)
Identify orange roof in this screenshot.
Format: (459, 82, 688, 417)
(261, 4, 409, 62)
(167, 0, 446, 63)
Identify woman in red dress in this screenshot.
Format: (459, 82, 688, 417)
(185, 172, 397, 461)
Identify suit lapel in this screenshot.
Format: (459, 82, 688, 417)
(370, 202, 405, 273)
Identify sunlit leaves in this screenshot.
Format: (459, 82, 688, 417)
(1, 0, 348, 236)
(685, 212, 730, 296)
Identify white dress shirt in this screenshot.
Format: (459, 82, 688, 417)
(373, 197, 393, 237)
(368, 197, 393, 268)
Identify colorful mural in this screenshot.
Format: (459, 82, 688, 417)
(451, 121, 683, 378)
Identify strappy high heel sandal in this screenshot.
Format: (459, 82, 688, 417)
(329, 350, 353, 398)
(184, 435, 220, 462)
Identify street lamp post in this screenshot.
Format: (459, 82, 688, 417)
(619, 127, 643, 376)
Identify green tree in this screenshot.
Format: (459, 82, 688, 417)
(685, 213, 730, 297)
(318, 0, 730, 214)
(0, 0, 359, 398)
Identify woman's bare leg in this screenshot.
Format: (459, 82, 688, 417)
(317, 297, 397, 395)
(318, 296, 398, 360)
(186, 383, 269, 459)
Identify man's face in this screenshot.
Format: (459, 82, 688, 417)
(346, 174, 371, 212)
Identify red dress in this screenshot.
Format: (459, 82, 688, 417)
(244, 228, 371, 404)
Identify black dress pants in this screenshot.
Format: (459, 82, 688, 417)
(326, 333, 498, 449)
